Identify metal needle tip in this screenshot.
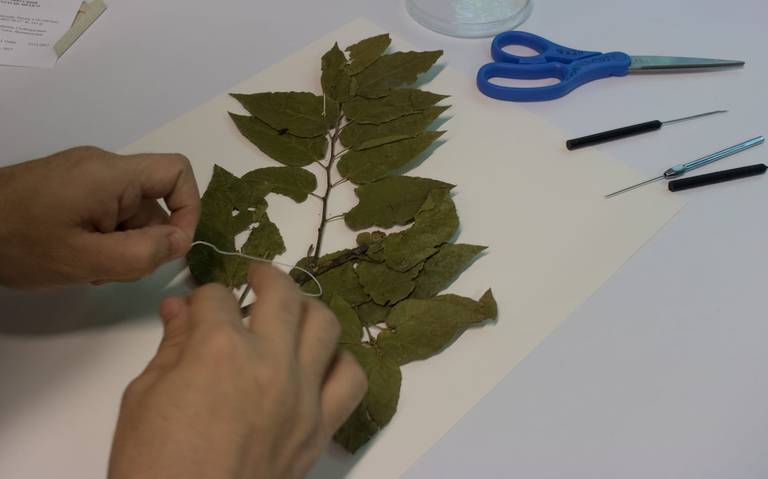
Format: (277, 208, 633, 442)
(662, 110, 728, 126)
(605, 175, 664, 199)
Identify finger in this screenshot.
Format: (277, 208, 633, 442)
(298, 299, 341, 388)
(121, 199, 169, 230)
(144, 297, 190, 372)
(246, 262, 303, 351)
(76, 224, 188, 282)
(187, 283, 243, 329)
(123, 153, 200, 251)
(319, 351, 368, 435)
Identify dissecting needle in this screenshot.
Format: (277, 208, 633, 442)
(605, 136, 765, 198)
(566, 110, 728, 150)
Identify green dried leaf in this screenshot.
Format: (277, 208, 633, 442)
(230, 92, 326, 137)
(340, 106, 449, 151)
(303, 261, 369, 306)
(354, 50, 443, 98)
(333, 403, 379, 454)
(187, 165, 268, 287)
(230, 113, 327, 166)
(357, 231, 387, 262)
(357, 261, 423, 306)
(345, 33, 391, 75)
(356, 301, 390, 326)
(230, 213, 287, 285)
(328, 295, 363, 344)
(383, 189, 459, 272)
(412, 244, 487, 298)
(377, 290, 497, 365)
(334, 344, 401, 452)
(345, 176, 454, 231)
(337, 131, 445, 184)
(240, 166, 317, 202)
(321, 43, 353, 103)
(325, 97, 340, 129)
(343, 89, 449, 125)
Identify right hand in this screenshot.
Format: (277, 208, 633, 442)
(108, 263, 368, 479)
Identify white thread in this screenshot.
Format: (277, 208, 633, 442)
(190, 240, 323, 297)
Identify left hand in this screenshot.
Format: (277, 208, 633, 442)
(0, 146, 200, 288)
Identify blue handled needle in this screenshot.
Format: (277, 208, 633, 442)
(605, 136, 765, 198)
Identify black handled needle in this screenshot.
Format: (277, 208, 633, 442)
(566, 110, 728, 150)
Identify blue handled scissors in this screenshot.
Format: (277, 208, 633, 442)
(476, 31, 745, 102)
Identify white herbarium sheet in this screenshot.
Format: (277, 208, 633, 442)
(120, 18, 682, 479)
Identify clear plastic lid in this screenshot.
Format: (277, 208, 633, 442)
(406, 0, 532, 38)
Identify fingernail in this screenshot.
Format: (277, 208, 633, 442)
(168, 229, 189, 259)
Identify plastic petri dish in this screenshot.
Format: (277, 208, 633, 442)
(406, 0, 533, 38)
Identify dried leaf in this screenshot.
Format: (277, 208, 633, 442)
(229, 213, 287, 285)
(357, 231, 386, 262)
(354, 50, 443, 98)
(377, 290, 497, 365)
(230, 113, 327, 166)
(356, 301, 390, 326)
(345, 176, 454, 231)
(230, 92, 326, 137)
(356, 261, 423, 306)
(340, 106, 449, 151)
(333, 403, 379, 454)
(328, 295, 363, 344)
(303, 261, 369, 306)
(337, 131, 445, 184)
(187, 165, 268, 287)
(325, 97, 341, 129)
(334, 344, 401, 452)
(321, 43, 353, 103)
(412, 244, 487, 298)
(240, 166, 317, 202)
(383, 189, 459, 272)
(345, 33, 391, 75)
(343, 89, 449, 125)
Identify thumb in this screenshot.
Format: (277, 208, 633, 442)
(79, 224, 190, 282)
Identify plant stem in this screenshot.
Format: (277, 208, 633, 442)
(312, 114, 344, 264)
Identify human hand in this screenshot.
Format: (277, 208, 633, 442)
(0, 146, 199, 288)
(108, 264, 367, 479)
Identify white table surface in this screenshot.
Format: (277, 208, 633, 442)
(1, 1, 767, 478)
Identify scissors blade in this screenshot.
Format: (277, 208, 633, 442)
(628, 55, 745, 71)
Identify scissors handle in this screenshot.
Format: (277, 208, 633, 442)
(476, 52, 632, 102)
(491, 31, 600, 64)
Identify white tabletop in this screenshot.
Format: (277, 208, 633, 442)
(1, 1, 767, 478)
